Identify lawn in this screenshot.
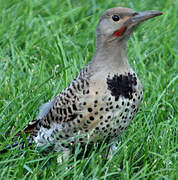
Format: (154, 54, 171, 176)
(0, 0, 177, 179)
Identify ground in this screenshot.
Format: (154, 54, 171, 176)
(0, 0, 177, 179)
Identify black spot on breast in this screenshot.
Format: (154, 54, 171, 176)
(86, 120, 91, 124)
(109, 106, 113, 109)
(115, 97, 119, 101)
(104, 129, 108, 133)
(132, 105, 135, 109)
(106, 73, 137, 100)
(73, 129, 77, 133)
(116, 104, 119, 109)
(89, 116, 94, 121)
(59, 134, 63, 138)
(105, 108, 109, 112)
(88, 108, 93, 112)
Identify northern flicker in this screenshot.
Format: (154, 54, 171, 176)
(14, 7, 162, 162)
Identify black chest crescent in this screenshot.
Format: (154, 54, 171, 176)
(106, 73, 137, 101)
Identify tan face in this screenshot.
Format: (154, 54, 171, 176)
(97, 7, 162, 42)
(97, 7, 136, 39)
(98, 15, 130, 36)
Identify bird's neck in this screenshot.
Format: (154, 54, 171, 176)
(90, 38, 130, 71)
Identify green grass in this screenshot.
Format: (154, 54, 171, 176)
(0, 0, 177, 179)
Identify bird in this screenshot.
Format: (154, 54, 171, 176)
(9, 7, 163, 163)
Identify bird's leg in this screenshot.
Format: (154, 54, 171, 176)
(101, 140, 121, 160)
(55, 143, 71, 164)
(56, 147, 70, 164)
(107, 142, 118, 160)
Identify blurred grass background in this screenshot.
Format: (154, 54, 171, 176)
(0, 0, 177, 179)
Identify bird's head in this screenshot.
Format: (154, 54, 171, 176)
(96, 7, 162, 46)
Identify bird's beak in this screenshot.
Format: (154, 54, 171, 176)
(131, 10, 163, 24)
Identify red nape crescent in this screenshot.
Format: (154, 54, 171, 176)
(113, 26, 127, 37)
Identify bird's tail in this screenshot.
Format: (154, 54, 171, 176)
(0, 138, 33, 153)
(0, 119, 39, 153)
(1, 99, 53, 153)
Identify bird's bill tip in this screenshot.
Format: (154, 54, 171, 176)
(131, 10, 163, 23)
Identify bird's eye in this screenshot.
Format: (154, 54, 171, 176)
(112, 15, 120, 21)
